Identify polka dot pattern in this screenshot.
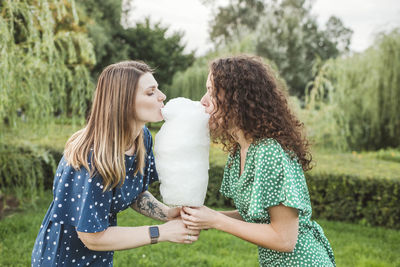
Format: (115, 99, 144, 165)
(31, 126, 158, 266)
(220, 138, 336, 266)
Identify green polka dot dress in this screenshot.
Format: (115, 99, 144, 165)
(220, 139, 336, 267)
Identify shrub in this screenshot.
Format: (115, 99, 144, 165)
(0, 144, 61, 205)
(3, 142, 399, 229)
(201, 162, 400, 229)
(192, 160, 400, 229)
(306, 172, 400, 229)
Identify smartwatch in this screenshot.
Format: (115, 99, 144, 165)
(149, 226, 160, 244)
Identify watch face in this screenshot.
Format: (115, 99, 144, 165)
(149, 226, 159, 238)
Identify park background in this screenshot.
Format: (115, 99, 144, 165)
(0, 0, 399, 266)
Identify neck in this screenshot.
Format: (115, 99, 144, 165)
(134, 122, 145, 139)
(232, 129, 251, 151)
(125, 122, 145, 156)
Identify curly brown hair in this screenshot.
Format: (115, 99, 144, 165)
(209, 55, 312, 171)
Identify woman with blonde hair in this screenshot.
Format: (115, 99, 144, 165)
(32, 61, 199, 266)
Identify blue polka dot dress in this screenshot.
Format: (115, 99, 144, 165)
(31, 126, 158, 266)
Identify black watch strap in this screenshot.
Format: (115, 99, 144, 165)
(149, 226, 159, 244)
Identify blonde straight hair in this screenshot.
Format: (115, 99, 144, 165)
(64, 61, 153, 191)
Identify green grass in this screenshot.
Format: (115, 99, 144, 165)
(1, 123, 399, 266)
(209, 143, 400, 180)
(2, 121, 83, 152)
(310, 149, 400, 180)
(1, 192, 399, 267)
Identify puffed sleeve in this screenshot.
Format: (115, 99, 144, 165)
(51, 156, 113, 233)
(142, 126, 158, 192)
(219, 154, 234, 198)
(247, 140, 308, 220)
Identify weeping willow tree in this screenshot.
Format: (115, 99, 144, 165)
(166, 36, 261, 101)
(298, 57, 348, 149)
(306, 29, 400, 150)
(0, 0, 95, 129)
(165, 59, 209, 101)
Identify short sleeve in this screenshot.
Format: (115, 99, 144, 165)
(219, 154, 234, 198)
(247, 140, 307, 219)
(51, 157, 113, 233)
(142, 126, 159, 192)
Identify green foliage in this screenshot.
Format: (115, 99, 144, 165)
(311, 150, 400, 180)
(2, 120, 83, 152)
(1, 194, 400, 266)
(373, 148, 400, 163)
(76, 1, 195, 87)
(306, 171, 400, 229)
(3, 124, 400, 229)
(0, 144, 58, 205)
(324, 16, 353, 53)
(298, 103, 349, 151)
(75, 0, 126, 77)
(206, 0, 265, 46)
(306, 29, 400, 150)
(255, 1, 352, 96)
(0, 0, 95, 128)
(204, 0, 353, 96)
(165, 58, 209, 101)
(205, 162, 234, 207)
(165, 36, 276, 101)
(207, 146, 400, 229)
(212, 164, 400, 229)
(0, 122, 80, 203)
(121, 18, 195, 87)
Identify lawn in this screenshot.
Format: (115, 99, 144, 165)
(0, 192, 399, 267)
(1, 123, 400, 266)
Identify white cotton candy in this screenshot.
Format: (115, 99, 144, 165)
(154, 97, 210, 207)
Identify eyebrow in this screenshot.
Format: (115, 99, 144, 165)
(145, 85, 158, 90)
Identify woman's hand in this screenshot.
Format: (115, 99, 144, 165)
(159, 219, 200, 244)
(167, 206, 182, 221)
(181, 206, 222, 230)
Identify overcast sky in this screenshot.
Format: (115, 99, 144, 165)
(128, 0, 400, 56)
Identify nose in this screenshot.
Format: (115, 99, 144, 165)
(158, 90, 166, 102)
(200, 93, 209, 107)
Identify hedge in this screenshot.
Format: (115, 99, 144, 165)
(1, 145, 399, 229)
(306, 172, 400, 229)
(0, 144, 59, 204)
(200, 163, 400, 229)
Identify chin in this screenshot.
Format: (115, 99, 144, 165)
(150, 115, 164, 123)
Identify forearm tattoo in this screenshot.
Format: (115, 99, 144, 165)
(131, 191, 168, 221)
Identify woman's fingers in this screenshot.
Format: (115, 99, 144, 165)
(180, 210, 198, 223)
(168, 207, 182, 220)
(182, 233, 199, 244)
(188, 229, 200, 235)
(182, 206, 198, 215)
(180, 208, 210, 231)
(186, 225, 203, 230)
(163, 218, 202, 244)
(182, 219, 198, 227)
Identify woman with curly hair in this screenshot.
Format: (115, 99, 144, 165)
(181, 55, 335, 266)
